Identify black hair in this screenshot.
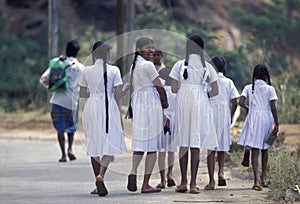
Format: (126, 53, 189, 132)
(136, 37, 154, 51)
(252, 64, 271, 93)
(91, 41, 112, 133)
(92, 41, 112, 64)
(154, 50, 163, 57)
(183, 34, 205, 80)
(66, 40, 80, 57)
(211, 56, 226, 75)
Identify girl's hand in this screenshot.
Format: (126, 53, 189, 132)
(273, 125, 279, 132)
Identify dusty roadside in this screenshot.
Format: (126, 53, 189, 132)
(1, 112, 300, 203)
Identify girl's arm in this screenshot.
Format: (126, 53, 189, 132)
(171, 79, 179, 93)
(153, 77, 169, 109)
(238, 96, 249, 113)
(208, 81, 218, 97)
(114, 85, 123, 111)
(79, 86, 90, 98)
(230, 98, 238, 123)
(270, 100, 279, 132)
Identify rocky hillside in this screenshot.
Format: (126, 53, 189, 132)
(0, 0, 261, 50)
(1, 0, 299, 67)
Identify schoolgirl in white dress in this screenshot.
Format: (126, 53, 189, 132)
(206, 56, 239, 189)
(127, 37, 168, 194)
(237, 64, 279, 191)
(169, 35, 219, 194)
(79, 41, 126, 196)
(156, 65, 178, 189)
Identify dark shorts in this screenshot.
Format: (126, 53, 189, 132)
(50, 104, 77, 133)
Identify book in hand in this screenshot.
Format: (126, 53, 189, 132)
(265, 130, 279, 145)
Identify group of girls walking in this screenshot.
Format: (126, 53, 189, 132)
(78, 34, 279, 197)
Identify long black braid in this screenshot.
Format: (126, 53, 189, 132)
(125, 51, 139, 119)
(103, 57, 109, 133)
(252, 64, 271, 94)
(91, 41, 112, 133)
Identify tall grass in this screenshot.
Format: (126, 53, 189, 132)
(268, 146, 300, 202)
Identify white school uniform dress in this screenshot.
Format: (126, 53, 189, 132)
(210, 72, 240, 152)
(131, 55, 164, 152)
(169, 54, 219, 150)
(159, 85, 178, 152)
(237, 79, 278, 150)
(79, 59, 126, 157)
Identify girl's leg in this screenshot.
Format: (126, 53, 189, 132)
(251, 148, 260, 186)
(178, 146, 189, 187)
(158, 152, 166, 187)
(127, 151, 144, 192)
(99, 155, 114, 178)
(67, 133, 76, 160)
(190, 148, 200, 189)
(57, 132, 66, 161)
(217, 151, 225, 179)
(91, 156, 101, 177)
(207, 150, 216, 188)
(142, 152, 157, 190)
(167, 151, 175, 180)
(130, 151, 144, 175)
(261, 149, 269, 184)
(67, 132, 74, 152)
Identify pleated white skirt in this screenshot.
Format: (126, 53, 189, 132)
(82, 94, 127, 157)
(131, 86, 164, 152)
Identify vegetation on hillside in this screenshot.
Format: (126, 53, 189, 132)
(0, 0, 299, 124)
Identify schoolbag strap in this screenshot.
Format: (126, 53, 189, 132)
(47, 76, 68, 93)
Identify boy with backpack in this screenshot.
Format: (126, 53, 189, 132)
(40, 40, 83, 162)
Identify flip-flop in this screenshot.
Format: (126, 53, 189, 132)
(252, 184, 262, 191)
(141, 187, 161, 194)
(127, 174, 137, 192)
(261, 181, 269, 188)
(218, 178, 227, 186)
(167, 179, 176, 187)
(204, 184, 215, 190)
(189, 187, 200, 194)
(156, 183, 166, 189)
(67, 152, 76, 161)
(175, 185, 188, 193)
(90, 188, 97, 194)
(58, 157, 67, 162)
(95, 179, 108, 196)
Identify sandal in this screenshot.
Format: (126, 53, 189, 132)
(167, 179, 176, 187)
(175, 185, 188, 193)
(127, 174, 137, 192)
(190, 187, 200, 194)
(156, 183, 166, 189)
(90, 188, 97, 194)
(204, 184, 215, 190)
(58, 156, 67, 162)
(67, 152, 76, 161)
(261, 181, 269, 188)
(252, 184, 262, 191)
(218, 178, 227, 186)
(95, 176, 108, 196)
(141, 187, 161, 194)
